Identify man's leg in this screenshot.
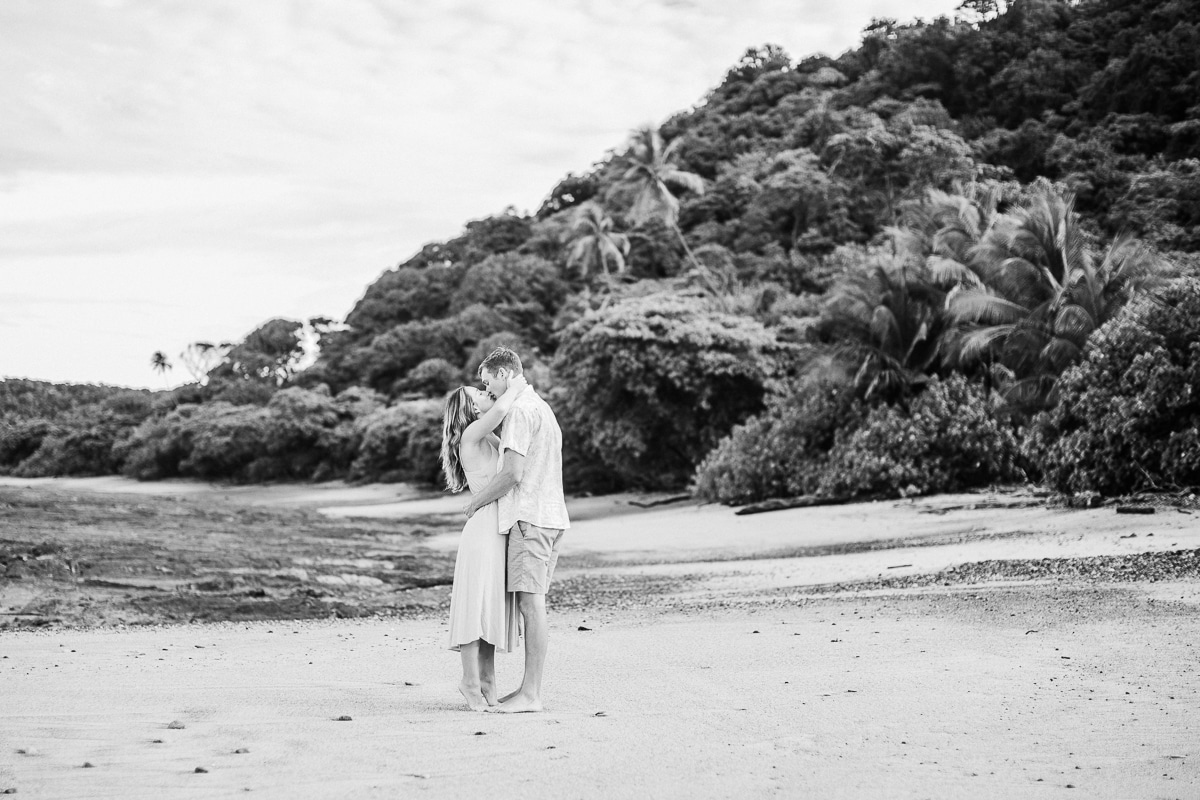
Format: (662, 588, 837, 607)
(496, 522, 563, 713)
(496, 592, 546, 713)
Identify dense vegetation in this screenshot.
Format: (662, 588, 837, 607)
(4, 0, 1197, 500)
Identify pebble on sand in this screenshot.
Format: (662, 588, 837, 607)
(194, 767, 208, 774)
(334, 715, 353, 721)
(166, 721, 185, 730)
(233, 748, 250, 754)
(81, 762, 94, 769)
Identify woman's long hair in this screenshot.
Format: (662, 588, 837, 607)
(440, 387, 477, 493)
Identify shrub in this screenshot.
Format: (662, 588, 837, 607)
(693, 380, 863, 504)
(553, 293, 784, 490)
(1025, 277, 1200, 494)
(350, 400, 444, 485)
(817, 375, 1025, 499)
(117, 413, 192, 481)
(0, 420, 57, 472)
(177, 403, 273, 480)
(395, 358, 462, 398)
(9, 391, 155, 477)
(12, 420, 134, 477)
(119, 388, 356, 483)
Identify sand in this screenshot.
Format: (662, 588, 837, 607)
(1, 479, 1198, 798)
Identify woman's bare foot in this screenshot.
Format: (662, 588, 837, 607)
(481, 681, 499, 707)
(492, 692, 543, 713)
(458, 682, 488, 712)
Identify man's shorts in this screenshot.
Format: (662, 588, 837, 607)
(506, 521, 565, 594)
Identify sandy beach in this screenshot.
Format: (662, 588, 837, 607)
(2, 478, 1198, 798)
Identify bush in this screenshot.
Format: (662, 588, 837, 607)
(12, 420, 135, 477)
(117, 413, 193, 481)
(394, 358, 462, 398)
(177, 403, 274, 480)
(818, 375, 1025, 499)
(553, 293, 784, 490)
(9, 391, 155, 477)
(693, 380, 863, 504)
(1025, 278, 1200, 494)
(350, 400, 444, 485)
(0, 420, 57, 472)
(119, 387, 363, 483)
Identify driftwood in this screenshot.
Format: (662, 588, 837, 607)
(629, 494, 692, 509)
(735, 494, 856, 516)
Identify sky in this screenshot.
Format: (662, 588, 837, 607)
(0, 0, 965, 389)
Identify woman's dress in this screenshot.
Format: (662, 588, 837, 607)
(447, 442, 520, 653)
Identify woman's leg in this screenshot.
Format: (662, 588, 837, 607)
(458, 641, 487, 711)
(478, 641, 497, 706)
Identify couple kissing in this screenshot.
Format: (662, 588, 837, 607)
(439, 346, 569, 713)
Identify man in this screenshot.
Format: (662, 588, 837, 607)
(464, 346, 569, 713)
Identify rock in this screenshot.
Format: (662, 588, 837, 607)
(166, 721, 186, 730)
(334, 715, 352, 721)
(194, 767, 208, 774)
(233, 748, 249, 754)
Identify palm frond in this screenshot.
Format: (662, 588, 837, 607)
(663, 169, 706, 196)
(1052, 303, 1096, 345)
(927, 256, 982, 289)
(957, 325, 1015, 363)
(948, 290, 1028, 325)
(1040, 337, 1081, 371)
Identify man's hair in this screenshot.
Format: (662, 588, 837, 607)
(478, 346, 523, 377)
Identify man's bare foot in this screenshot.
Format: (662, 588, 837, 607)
(458, 682, 488, 711)
(492, 693, 543, 713)
(499, 688, 520, 703)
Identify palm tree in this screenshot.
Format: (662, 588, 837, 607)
(617, 125, 706, 271)
(820, 257, 948, 403)
(566, 202, 630, 285)
(947, 186, 1169, 410)
(150, 351, 172, 389)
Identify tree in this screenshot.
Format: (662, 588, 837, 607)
(615, 125, 707, 272)
(1026, 277, 1200, 494)
(948, 186, 1171, 411)
(566, 202, 631, 284)
(818, 255, 948, 403)
(552, 293, 782, 489)
(179, 342, 230, 386)
(207, 319, 307, 388)
(150, 351, 172, 388)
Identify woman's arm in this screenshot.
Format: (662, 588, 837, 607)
(461, 375, 528, 446)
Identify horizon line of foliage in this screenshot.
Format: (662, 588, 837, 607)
(3, 0, 1197, 499)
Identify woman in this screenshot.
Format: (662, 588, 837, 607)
(440, 375, 527, 710)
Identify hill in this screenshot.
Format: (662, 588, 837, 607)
(3, 0, 1197, 499)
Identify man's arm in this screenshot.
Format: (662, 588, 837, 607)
(464, 450, 526, 518)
